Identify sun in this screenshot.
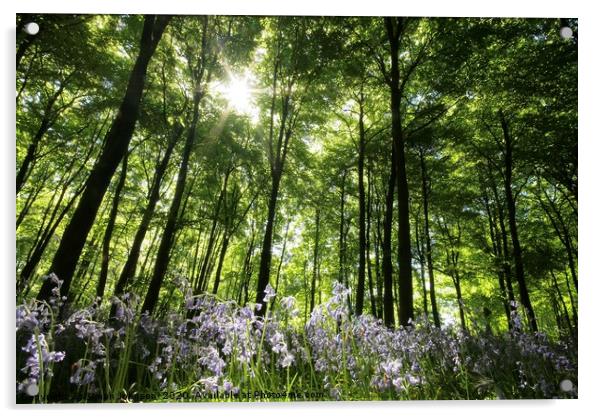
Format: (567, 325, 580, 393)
(217, 73, 258, 120)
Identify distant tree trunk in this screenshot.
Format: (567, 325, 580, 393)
(310, 208, 320, 313)
(196, 171, 229, 292)
(355, 96, 367, 316)
(302, 259, 308, 321)
(540, 187, 578, 292)
(374, 191, 383, 320)
(483, 187, 512, 330)
(213, 191, 257, 295)
(414, 215, 429, 318)
(563, 270, 578, 327)
(212, 229, 230, 295)
(489, 171, 517, 316)
(385, 17, 413, 326)
(239, 228, 256, 305)
(272, 219, 291, 309)
(366, 164, 377, 318)
(96, 152, 129, 301)
(37, 15, 170, 304)
(141, 88, 203, 315)
(450, 259, 467, 331)
(113, 124, 181, 300)
(419, 148, 440, 327)
(499, 111, 537, 332)
(256, 173, 282, 313)
(338, 169, 347, 285)
(382, 143, 396, 328)
(550, 271, 575, 339)
(337, 169, 353, 313)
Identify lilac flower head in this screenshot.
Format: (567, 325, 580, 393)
(280, 296, 296, 311)
(263, 283, 276, 303)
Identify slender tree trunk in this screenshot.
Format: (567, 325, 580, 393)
(414, 215, 429, 318)
(141, 89, 202, 315)
(37, 15, 170, 303)
(310, 208, 320, 313)
(271, 219, 291, 309)
(452, 267, 467, 331)
(255, 173, 282, 314)
(96, 152, 129, 301)
(302, 259, 308, 321)
(240, 228, 256, 305)
(491, 177, 516, 314)
(483, 188, 512, 329)
(355, 99, 367, 316)
(196, 172, 229, 292)
(366, 164, 377, 318)
(419, 149, 440, 327)
(540, 187, 578, 291)
(563, 271, 578, 327)
(374, 194, 383, 320)
(500, 111, 537, 332)
(212, 229, 230, 295)
(113, 124, 182, 299)
(382, 143, 396, 327)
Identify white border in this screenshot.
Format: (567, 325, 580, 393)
(3, 1, 600, 417)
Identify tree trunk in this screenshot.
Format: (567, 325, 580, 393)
(272, 219, 291, 309)
(310, 208, 320, 313)
(37, 15, 170, 303)
(366, 164, 377, 318)
(382, 143, 396, 327)
(113, 124, 182, 299)
(141, 88, 202, 315)
(96, 152, 129, 301)
(374, 193, 383, 320)
(385, 17, 413, 326)
(212, 229, 230, 295)
(196, 171, 229, 292)
(255, 172, 282, 315)
(500, 111, 537, 332)
(355, 99, 367, 316)
(414, 215, 429, 318)
(419, 149, 440, 327)
(540, 187, 578, 292)
(483, 187, 512, 330)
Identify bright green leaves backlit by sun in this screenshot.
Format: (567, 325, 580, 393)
(214, 71, 259, 123)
